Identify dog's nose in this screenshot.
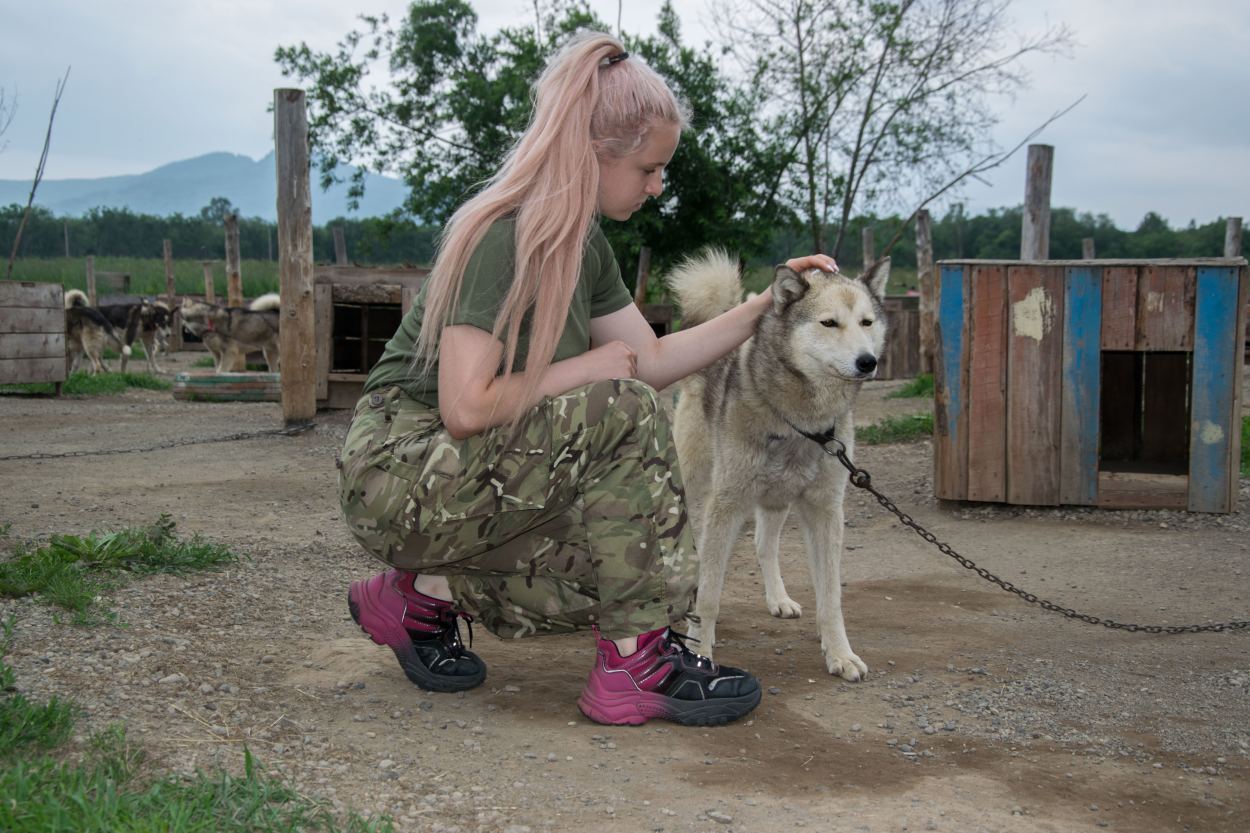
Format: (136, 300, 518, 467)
(855, 354, 877, 375)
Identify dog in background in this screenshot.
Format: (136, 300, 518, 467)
(668, 250, 890, 681)
(99, 299, 173, 374)
(64, 289, 132, 375)
(179, 293, 280, 372)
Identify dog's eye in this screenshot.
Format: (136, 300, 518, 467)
(820, 319, 839, 328)
(860, 319, 874, 327)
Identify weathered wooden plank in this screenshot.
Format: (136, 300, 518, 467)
(966, 265, 1007, 503)
(314, 267, 429, 287)
(0, 332, 66, 359)
(315, 284, 331, 401)
(332, 283, 403, 305)
(879, 296, 919, 381)
(1021, 144, 1053, 260)
(934, 265, 969, 500)
(1061, 266, 1101, 505)
(1188, 266, 1241, 512)
(172, 371, 281, 402)
(0, 356, 66, 385)
(0, 307, 63, 334)
(1006, 264, 1063, 505)
(1100, 266, 1138, 350)
(0, 281, 62, 308)
(1096, 471, 1188, 510)
(1135, 264, 1194, 351)
(275, 88, 317, 425)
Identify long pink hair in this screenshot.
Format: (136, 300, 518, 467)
(413, 30, 688, 414)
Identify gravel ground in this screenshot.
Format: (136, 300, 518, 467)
(1, 355, 1248, 833)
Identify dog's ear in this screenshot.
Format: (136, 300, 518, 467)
(860, 257, 891, 301)
(771, 265, 809, 312)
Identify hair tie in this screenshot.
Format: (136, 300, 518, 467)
(606, 51, 629, 65)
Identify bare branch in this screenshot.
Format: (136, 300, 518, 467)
(6, 68, 69, 280)
(876, 95, 1086, 258)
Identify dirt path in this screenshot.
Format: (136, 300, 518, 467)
(2, 354, 1248, 833)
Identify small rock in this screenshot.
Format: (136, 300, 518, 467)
(707, 810, 733, 824)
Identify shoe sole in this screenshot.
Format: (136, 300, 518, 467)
(576, 686, 761, 727)
(347, 584, 486, 694)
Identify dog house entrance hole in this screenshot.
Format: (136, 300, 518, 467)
(1099, 351, 1191, 475)
(333, 302, 402, 374)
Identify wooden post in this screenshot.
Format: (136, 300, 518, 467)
(86, 256, 96, 306)
(224, 213, 243, 308)
(1021, 144, 1053, 260)
(633, 246, 652, 306)
(915, 209, 935, 374)
(333, 226, 348, 265)
(1082, 238, 1095, 259)
(861, 227, 874, 267)
(200, 261, 216, 303)
(1225, 217, 1242, 257)
(63, 221, 69, 257)
(162, 239, 175, 304)
(275, 88, 317, 427)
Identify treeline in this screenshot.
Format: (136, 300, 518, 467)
(0, 204, 438, 265)
(3, 202, 1241, 271)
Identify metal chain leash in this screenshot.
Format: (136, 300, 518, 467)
(819, 438, 1250, 635)
(0, 423, 313, 462)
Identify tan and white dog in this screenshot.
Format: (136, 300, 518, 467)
(668, 250, 890, 681)
(179, 293, 281, 372)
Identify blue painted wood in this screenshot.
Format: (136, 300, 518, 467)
(936, 265, 967, 498)
(1062, 266, 1101, 505)
(1188, 266, 1239, 512)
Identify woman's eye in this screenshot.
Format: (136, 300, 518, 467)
(821, 319, 839, 328)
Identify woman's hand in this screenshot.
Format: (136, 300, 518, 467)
(577, 339, 637, 383)
(784, 253, 839, 274)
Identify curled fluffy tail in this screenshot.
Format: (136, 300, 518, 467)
(65, 288, 88, 309)
(664, 248, 742, 328)
(249, 292, 281, 311)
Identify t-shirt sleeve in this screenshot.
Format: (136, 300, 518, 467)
(588, 226, 634, 318)
(448, 222, 514, 333)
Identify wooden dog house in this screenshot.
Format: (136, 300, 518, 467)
(934, 258, 1247, 513)
(314, 266, 429, 409)
(1, 281, 66, 393)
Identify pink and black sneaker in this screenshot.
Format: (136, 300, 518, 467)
(347, 569, 487, 692)
(577, 627, 761, 726)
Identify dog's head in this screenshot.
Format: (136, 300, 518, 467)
(179, 298, 217, 336)
(769, 257, 890, 381)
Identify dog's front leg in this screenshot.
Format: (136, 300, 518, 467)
(798, 494, 867, 681)
(689, 491, 747, 659)
(755, 506, 801, 618)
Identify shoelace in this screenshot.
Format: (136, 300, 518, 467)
(439, 609, 475, 655)
(662, 629, 718, 672)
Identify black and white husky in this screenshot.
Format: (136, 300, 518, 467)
(64, 289, 132, 375)
(669, 250, 890, 681)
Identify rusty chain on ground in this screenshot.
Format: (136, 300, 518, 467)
(818, 437, 1249, 635)
(0, 423, 313, 462)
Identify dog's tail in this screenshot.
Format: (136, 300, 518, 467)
(65, 288, 89, 309)
(248, 292, 281, 311)
(664, 248, 741, 328)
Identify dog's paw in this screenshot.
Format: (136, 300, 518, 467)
(767, 597, 802, 619)
(824, 647, 868, 682)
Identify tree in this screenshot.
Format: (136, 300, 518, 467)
(199, 196, 238, 223)
(713, 0, 1071, 259)
(274, 1, 787, 280)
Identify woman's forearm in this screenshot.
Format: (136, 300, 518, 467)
(638, 291, 771, 390)
(441, 357, 590, 439)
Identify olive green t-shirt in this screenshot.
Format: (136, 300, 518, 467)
(363, 218, 633, 406)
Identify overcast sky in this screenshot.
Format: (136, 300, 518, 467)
(1, 0, 1246, 229)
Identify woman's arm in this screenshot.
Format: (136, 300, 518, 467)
(436, 325, 637, 439)
(590, 254, 838, 391)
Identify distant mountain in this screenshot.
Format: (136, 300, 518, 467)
(0, 152, 409, 224)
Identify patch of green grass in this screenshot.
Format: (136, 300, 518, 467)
(0, 624, 391, 833)
(1241, 416, 1249, 477)
(0, 619, 77, 756)
(0, 370, 171, 396)
(858, 412, 934, 445)
(0, 515, 238, 623)
(7, 256, 280, 298)
(887, 373, 934, 399)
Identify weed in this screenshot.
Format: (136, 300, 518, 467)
(0, 371, 171, 396)
(858, 412, 934, 445)
(886, 373, 934, 399)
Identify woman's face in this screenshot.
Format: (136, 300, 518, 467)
(596, 122, 681, 221)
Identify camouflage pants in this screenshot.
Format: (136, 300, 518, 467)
(337, 379, 698, 640)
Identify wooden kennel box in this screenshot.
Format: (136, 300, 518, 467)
(314, 266, 429, 409)
(934, 258, 1247, 513)
(879, 295, 921, 380)
(1, 281, 66, 392)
